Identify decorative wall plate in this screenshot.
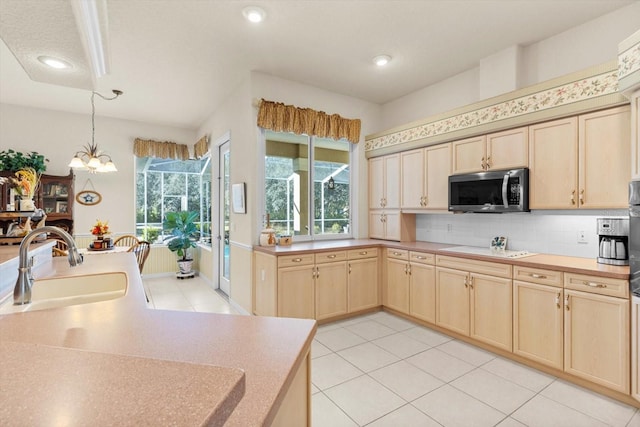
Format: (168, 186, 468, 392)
(76, 190, 102, 206)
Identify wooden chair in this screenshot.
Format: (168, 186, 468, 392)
(128, 240, 151, 274)
(113, 234, 140, 249)
(52, 239, 68, 257)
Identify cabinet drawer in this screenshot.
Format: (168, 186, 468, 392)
(348, 248, 378, 260)
(513, 266, 563, 288)
(409, 251, 435, 265)
(278, 254, 315, 267)
(315, 251, 347, 264)
(386, 248, 409, 260)
(564, 273, 629, 298)
(436, 255, 512, 278)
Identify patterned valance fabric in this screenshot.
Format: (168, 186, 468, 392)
(257, 99, 361, 144)
(133, 138, 190, 160)
(193, 136, 209, 159)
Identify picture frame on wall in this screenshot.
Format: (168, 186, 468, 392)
(232, 183, 246, 214)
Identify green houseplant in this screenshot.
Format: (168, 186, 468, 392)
(163, 210, 199, 275)
(0, 149, 49, 173)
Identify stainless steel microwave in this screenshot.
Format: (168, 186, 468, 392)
(449, 168, 529, 213)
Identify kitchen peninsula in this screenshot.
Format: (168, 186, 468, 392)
(0, 247, 315, 426)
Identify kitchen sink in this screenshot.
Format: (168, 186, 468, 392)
(0, 272, 127, 314)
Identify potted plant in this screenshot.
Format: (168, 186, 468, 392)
(0, 149, 49, 173)
(163, 210, 199, 275)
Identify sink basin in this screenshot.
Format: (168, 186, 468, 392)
(0, 272, 127, 314)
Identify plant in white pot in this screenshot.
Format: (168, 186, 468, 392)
(163, 211, 199, 275)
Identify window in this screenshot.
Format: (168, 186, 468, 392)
(135, 156, 211, 245)
(264, 130, 351, 240)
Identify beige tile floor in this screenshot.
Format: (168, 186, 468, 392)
(144, 280, 640, 426)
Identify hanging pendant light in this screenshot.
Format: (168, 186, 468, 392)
(69, 89, 122, 173)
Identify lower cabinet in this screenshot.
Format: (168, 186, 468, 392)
(435, 256, 513, 351)
(409, 254, 436, 323)
(633, 297, 640, 403)
(386, 249, 410, 313)
(254, 248, 378, 321)
(564, 288, 630, 394)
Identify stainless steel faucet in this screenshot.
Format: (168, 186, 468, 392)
(14, 226, 83, 305)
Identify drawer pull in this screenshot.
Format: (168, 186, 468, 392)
(392, 251, 402, 256)
(583, 281, 606, 288)
(292, 258, 302, 263)
(415, 255, 427, 260)
(359, 251, 368, 255)
(530, 273, 547, 279)
(327, 254, 337, 259)
(555, 292, 561, 308)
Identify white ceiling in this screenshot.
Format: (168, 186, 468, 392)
(0, 0, 635, 130)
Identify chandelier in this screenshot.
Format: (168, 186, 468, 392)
(69, 89, 123, 173)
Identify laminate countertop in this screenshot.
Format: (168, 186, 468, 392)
(254, 238, 630, 280)
(0, 252, 316, 426)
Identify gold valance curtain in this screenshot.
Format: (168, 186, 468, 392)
(134, 138, 190, 160)
(257, 99, 361, 144)
(193, 136, 209, 159)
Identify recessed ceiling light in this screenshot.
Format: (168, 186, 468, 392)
(242, 6, 266, 23)
(38, 56, 71, 69)
(373, 55, 391, 67)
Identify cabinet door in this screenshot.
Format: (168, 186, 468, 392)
(386, 258, 409, 313)
(278, 265, 315, 319)
(486, 126, 528, 171)
(369, 157, 385, 209)
(578, 106, 631, 208)
(384, 211, 400, 241)
(633, 298, 640, 402)
(254, 252, 277, 316)
(435, 267, 470, 335)
(513, 281, 563, 370)
(529, 117, 578, 209)
(348, 257, 379, 312)
(315, 262, 348, 320)
(564, 289, 630, 393)
(425, 144, 451, 210)
(410, 263, 436, 323)
(452, 135, 486, 174)
(401, 149, 425, 209)
(470, 273, 512, 351)
(369, 212, 385, 239)
(384, 154, 400, 209)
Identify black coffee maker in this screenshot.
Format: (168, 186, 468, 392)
(597, 218, 629, 266)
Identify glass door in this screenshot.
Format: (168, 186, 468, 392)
(219, 141, 230, 295)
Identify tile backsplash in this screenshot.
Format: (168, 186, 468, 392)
(415, 210, 628, 258)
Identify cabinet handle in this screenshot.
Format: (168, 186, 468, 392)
(316, 266, 320, 278)
(312, 269, 316, 278)
(583, 281, 606, 288)
(359, 251, 368, 255)
(530, 273, 547, 279)
(464, 277, 468, 288)
(486, 156, 491, 169)
(415, 255, 426, 260)
(327, 254, 337, 259)
(571, 190, 576, 205)
(393, 251, 402, 256)
(564, 294, 570, 310)
(292, 258, 302, 263)
(469, 276, 473, 289)
(481, 156, 485, 170)
(579, 189, 585, 205)
(407, 265, 411, 275)
(403, 264, 408, 274)
(348, 264, 352, 274)
(555, 292, 561, 308)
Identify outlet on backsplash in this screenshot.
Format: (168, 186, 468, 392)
(577, 230, 588, 244)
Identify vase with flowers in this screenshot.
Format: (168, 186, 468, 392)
(90, 219, 111, 249)
(0, 167, 40, 211)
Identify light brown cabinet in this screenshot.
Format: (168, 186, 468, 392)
(253, 251, 277, 317)
(347, 248, 379, 312)
(529, 106, 631, 209)
(435, 255, 513, 351)
(409, 251, 436, 323)
(564, 288, 629, 394)
(512, 266, 564, 370)
(631, 90, 640, 180)
(315, 257, 348, 321)
(369, 211, 415, 242)
(369, 154, 400, 209)
(278, 259, 316, 319)
(632, 298, 640, 403)
(452, 127, 528, 174)
(401, 144, 451, 210)
(385, 249, 410, 313)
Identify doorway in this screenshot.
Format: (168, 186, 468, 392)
(218, 140, 231, 296)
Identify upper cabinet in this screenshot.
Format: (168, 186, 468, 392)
(369, 153, 399, 209)
(452, 127, 528, 174)
(401, 143, 451, 210)
(529, 106, 630, 209)
(631, 91, 640, 180)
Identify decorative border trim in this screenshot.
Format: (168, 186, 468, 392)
(365, 70, 619, 152)
(618, 30, 640, 94)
